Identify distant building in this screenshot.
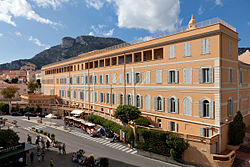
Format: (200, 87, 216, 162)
(0, 80, 28, 100)
(0, 70, 27, 83)
(20, 62, 36, 72)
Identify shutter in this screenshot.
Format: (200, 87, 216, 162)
(126, 95, 128, 105)
(175, 70, 179, 83)
(172, 45, 175, 58)
(154, 97, 157, 111)
(209, 101, 214, 119)
(169, 45, 172, 58)
(175, 123, 178, 132)
(209, 129, 212, 137)
(209, 67, 214, 83)
(99, 93, 101, 103)
(129, 73, 131, 84)
(184, 43, 187, 56)
(184, 68, 187, 83)
(162, 98, 165, 112)
(145, 71, 150, 84)
(167, 70, 170, 83)
(168, 121, 171, 131)
(156, 70, 162, 83)
(199, 68, 202, 83)
(140, 96, 143, 108)
(175, 98, 179, 114)
(206, 39, 209, 53)
(131, 95, 134, 106)
(188, 42, 191, 56)
(139, 73, 142, 83)
(232, 100, 234, 115)
(119, 73, 123, 84)
(167, 98, 170, 113)
(122, 95, 124, 105)
(118, 94, 120, 105)
(199, 100, 202, 117)
(113, 73, 116, 84)
(200, 128, 203, 136)
(202, 39, 205, 54)
(78, 90, 80, 100)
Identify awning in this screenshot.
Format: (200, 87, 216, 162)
(71, 110, 84, 115)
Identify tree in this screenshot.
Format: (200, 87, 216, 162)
(228, 111, 246, 145)
(28, 81, 38, 93)
(0, 102, 9, 114)
(24, 105, 31, 113)
(35, 105, 42, 113)
(134, 117, 151, 126)
(0, 129, 20, 148)
(114, 105, 141, 123)
(1, 87, 19, 113)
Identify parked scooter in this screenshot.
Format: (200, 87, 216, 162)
(110, 135, 120, 143)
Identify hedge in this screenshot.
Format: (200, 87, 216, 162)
(87, 113, 132, 143)
(134, 117, 151, 126)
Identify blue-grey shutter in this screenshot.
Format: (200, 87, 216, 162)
(126, 95, 128, 105)
(200, 128, 203, 136)
(199, 100, 202, 117)
(175, 98, 179, 114)
(175, 123, 178, 132)
(175, 70, 179, 83)
(118, 94, 120, 105)
(112, 73, 116, 84)
(184, 42, 187, 57)
(119, 73, 123, 84)
(167, 70, 170, 83)
(206, 39, 209, 53)
(199, 68, 202, 83)
(188, 42, 191, 56)
(154, 97, 157, 111)
(140, 96, 143, 108)
(114, 94, 116, 104)
(145, 71, 150, 84)
(209, 101, 214, 119)
(167, 98, 170, 113)
(78, 90, 80, 100)
(202, 39, 205, 54)
(122, 95, 124, 105)
(139, 73, 142, 83)
(168, 121, 171, 131)
(162, 98, 165, 112)
(129, 73, 131, 84)
(156, 70, 162, 83)
(209, 67, 213, 83)
(209, 129, 212, 137)
(172, 45, 175, 58)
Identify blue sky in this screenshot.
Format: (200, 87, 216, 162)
(0, 0, 249, 64)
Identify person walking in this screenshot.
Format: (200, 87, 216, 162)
(62, 143, 66, 155)
(49, 158, 54, 167)
(41, 149, 45, 161)
(46, 140, 50, 150)
(58, 143, 62, 154)
(37, 151, 41, 162)
(30, 152, 34, 164)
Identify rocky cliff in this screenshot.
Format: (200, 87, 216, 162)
(0, 36, 124, 70)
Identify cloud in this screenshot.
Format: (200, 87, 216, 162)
(198, 6, 204, 15)
(90, 24, 114, 36)
(0, 33, 3, 37)
(15, 31, 22, 36)
(88, 32, 94, 36)
(31, 0, 69, 10)
(0, 0, 58, 27)
(85, 0, 104, 10)
(215, 0, 223, 6)
(112, 0, 181, 33)
(248, 21, 250, 25)
(28, 36, 47, 47)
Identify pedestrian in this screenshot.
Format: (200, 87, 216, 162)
(58, 143, 61, 154)
(49, 158, 54, 167)
(37, 144, 40, 152)
(37, 151, 41, 162)
(62, 143, 66, 155)
(35, 138, 39, 145)
(30, 152, 34, 163)
(46, 140, 50, 150)
(42, 142, 46, 150)
(41, 149, 45, 161)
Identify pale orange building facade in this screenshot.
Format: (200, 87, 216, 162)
(41, 17, 250, 167)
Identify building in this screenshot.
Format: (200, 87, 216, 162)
(41, 16, 250, 167)
(0, 80, 27, 101)
(0, 70, 27, 83)
(20, 62, 36, 72)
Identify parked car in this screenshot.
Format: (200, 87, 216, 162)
(11, 112, 22, 116)
(24, 112, 37, 117)
(90, 129, 102, 137)
(37, 113, 47, 118)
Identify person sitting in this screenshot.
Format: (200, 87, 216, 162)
(72, 152, 77, 162)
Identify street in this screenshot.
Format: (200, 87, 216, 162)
(3, 115, 179, 167)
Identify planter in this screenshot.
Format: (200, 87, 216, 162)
(37, 120, 42, 123)
(226, 144, 240, 151)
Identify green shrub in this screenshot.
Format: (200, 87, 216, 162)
(51, 133, 55, 140)
(114, 105, 141, 123)
(100, 158, 109, 167)
(40, 129, 43, 134)
(134, 117, 151, 126)
(228, 111, 246, 145)
(0, 102, 9, 114)
(47, 133, 50, 138)
(35, 129, 38, 133)
(43, 131, 47, 135)
(31, 127, 35, 130)
(0, 129, 19, 147)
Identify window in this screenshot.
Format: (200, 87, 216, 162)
(94, 75, 98, 84)
(112, 73, 116, 84)
(145, 71, 150, 84)
(81, 76, 84, 84)
(118, 94, 124, 105)
(73, 90, 76, 99)
(167, 70, 178, 84)
(183, 97, 192, 116)
(89, 75, 93, 84)
(229, 40, 232, 56)
(94, 92, 98, 102)
(99, 75, 103, 84)
(80, 91, 84, 100)
(168, 121, 177, 132)
(119, 73, 123, 84)
(199, 99, 213, 118)
(202, 38, 209, 54)
(229, 68, 233, 83)
(199, 67, 213, 83)
(167, 97, 178, 113)
(90, 91, 93, 102)
(77, 76, 80, 84)
(106, 93, 110, 104)
(74, 77, 76, 84)
(100, 93, 104, 103)
(135, 72, 141, 84)
(158, 119, 161, 128)
(70, 77, 72, 84)
(240, 68, 243, 84)
(111, 93, 116, 105)
(156, 70, 162, 84)
(169, 45, 175, 58)
(85, 91, 89, 101)
(183, 68, 192, 84)
(135, 95, 142, 108)
(145, 95, 151, 110)
(200, 128, 212, 137)
(105, 74, 109, 84)
(85, 76, 88, 84)
(126, 73, 131, 84)
(127, 94, 132, 105)
(227, 98, 234, 116)
(154, 96, 164, 111)
(184, 42, 191, 57)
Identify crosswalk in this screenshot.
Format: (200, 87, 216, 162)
(69, 130, 137, 155)
(24, 124, 46, 131)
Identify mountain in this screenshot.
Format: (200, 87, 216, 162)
(0, 36, 124, 70)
